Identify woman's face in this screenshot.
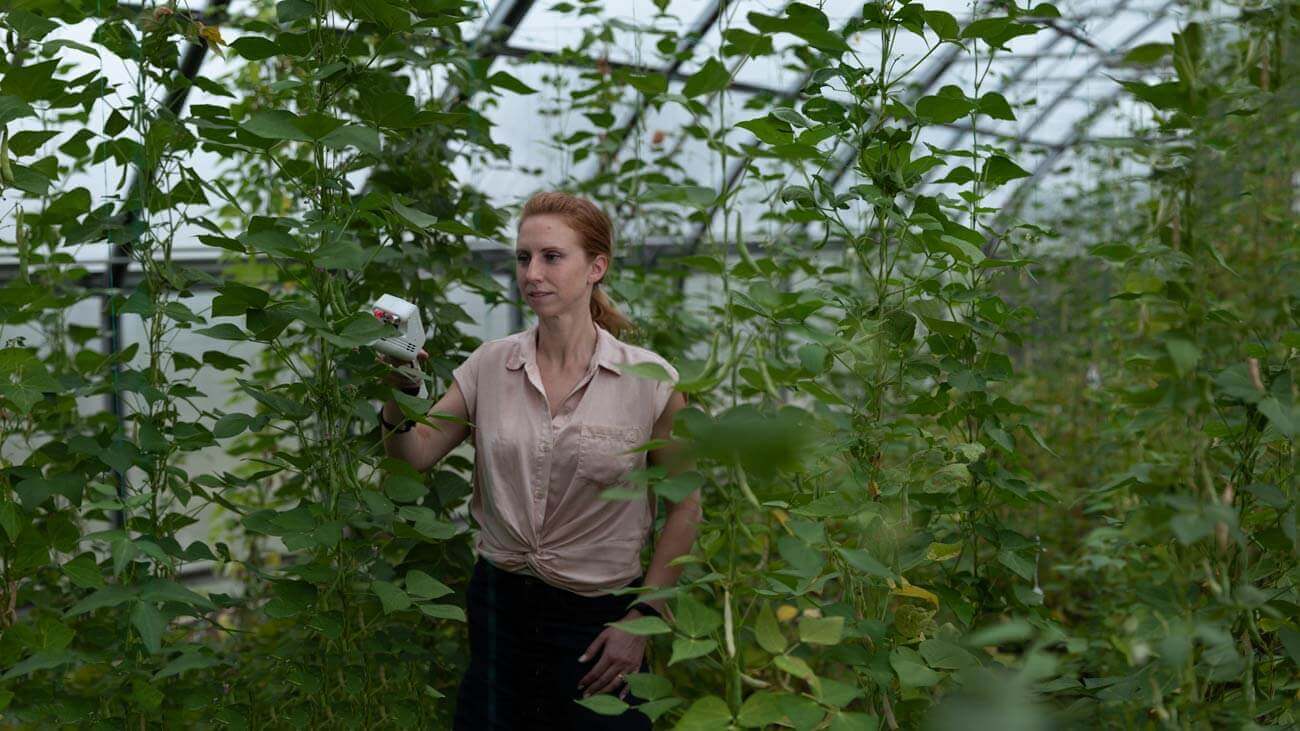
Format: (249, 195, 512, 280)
(516, 214, 607, 318)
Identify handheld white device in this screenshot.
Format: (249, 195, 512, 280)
(369, 294, 427, 400)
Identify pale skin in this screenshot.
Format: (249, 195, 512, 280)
(379, 212, 703, 702)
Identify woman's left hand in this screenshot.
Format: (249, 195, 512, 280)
(577, 617, 647, 700)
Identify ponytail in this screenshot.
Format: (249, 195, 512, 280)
(591, 283, 633, 338)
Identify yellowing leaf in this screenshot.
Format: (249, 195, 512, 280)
(891, 584, 940, 608)
(196, 23, 225, 46)
(776, 604, 799, 622)
(926, 542, 962, 561)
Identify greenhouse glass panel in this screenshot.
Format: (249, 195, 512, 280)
(4, 0, 1295, 727)
(510, 0, 715, 64)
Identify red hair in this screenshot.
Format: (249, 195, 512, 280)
(519, 192, 634, 337)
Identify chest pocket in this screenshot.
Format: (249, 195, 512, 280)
(576, 424, 645, 487)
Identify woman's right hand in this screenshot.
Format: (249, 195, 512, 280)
(379, 349, 430, 395)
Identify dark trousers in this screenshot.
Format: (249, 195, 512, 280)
(452, 556, 655, 730)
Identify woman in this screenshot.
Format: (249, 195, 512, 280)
(378, 191, 703, 729)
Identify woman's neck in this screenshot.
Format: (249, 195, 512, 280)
(535, 312, 598, 371)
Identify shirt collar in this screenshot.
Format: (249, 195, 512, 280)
(505, 321, 621, 376)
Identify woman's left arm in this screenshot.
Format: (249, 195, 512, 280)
(576, 389, 701, 699)
(628, 389, 701, 620)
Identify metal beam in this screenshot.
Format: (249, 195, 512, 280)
(440, 0, 538, 107)
(915, 0, 1135, 195)
(691, 20, 976, 260)
(985, 0, 1179, 254)
(1015, 4, 1175, 145)
(676, 3, 900, 257)
(493, 44, 776, 95)
(586, 0, 728, 184)
(102, 0, 233, 527)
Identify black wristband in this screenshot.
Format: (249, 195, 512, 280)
(379, 407, 415, 433)
(631, 601, 662, 620)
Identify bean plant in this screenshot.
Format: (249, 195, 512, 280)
(0, 0, 1296, 729)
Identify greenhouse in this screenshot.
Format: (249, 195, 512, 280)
(0, 0, 1297, 726)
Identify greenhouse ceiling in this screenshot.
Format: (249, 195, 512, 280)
(1, 0, 1233, 279)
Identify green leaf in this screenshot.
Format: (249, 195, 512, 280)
(675, 594, 722, 637)
(277, 0, 315, 23)
(487, 71, 537, 95)
(795, 27, 850, 53)
(960, 17, 1039, 49)
(799, 616, 844, 645)
(418, 603, 466, 621)
(654, 471, 704, 503)
(1279, 628, 1300, 667)
(890, 646, 941, 687)
(611, 615, 672, 635)
(1165, 338, 1199, 376)
(111, 535, 137, 575)
(756, 603, 787, 654)
(66, 585, 136, 616)
(978, 91, 1015, 120)
(998, 549, 1036, 580)
(774, 654, 820, 691)
(1120, 80, 1185, 111)
(213, 413, 253, 439)
(0, 59, 63, 101)
(1123, 42, 1172, 65)
(351, 0, 412, 29)
(639, 184, 715, 208)
(321, 124, 382, 156)
(964, 619, 1034, 646)
(212, 282, 270, 317)
(836, 547, 894, 578)
(392, 201, 440, 230)
(982, 155, 1031, 186)
(669, 636, 717, 665)
(245, 228, 306, 258)
(737, 117, 793, 146)
(131, 601, 165, 653)
(0, 502, 19, 541)
(916, 86, 973, 123)
(155, 649, 220, 679)
(230, 36, 279, 60)
(140, 578, 216, 610)
(676, 695, 732, 730)
(683, 58, 730, 97)
(385, 475, 427, 503)
(194, 323, 249, 342)
(241, 110, 313, 141)
(574, 694, 629, 716)
(1, 651, 74, 681)
(924, 10, 959, 41)
(8, 11, 58, 40)
(1258, 397, 1296, 437)
(371, 580, 411, 613)
(405, 570, 452, 600)
(792, 491, 862, 518)
(737, 691, 787, 727)
(58, 554, 101, 587)
(0, 96, 36, 125)
(827, 711, 880, 730)
(919, 638, 979, 669)
(616, 362, 673, 382)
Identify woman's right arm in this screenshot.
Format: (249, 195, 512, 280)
(380, 381, 471, 473)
